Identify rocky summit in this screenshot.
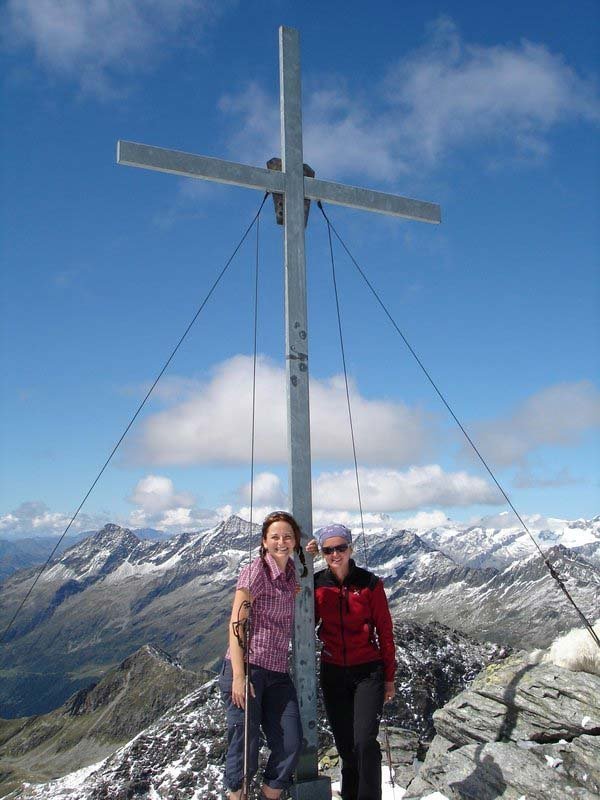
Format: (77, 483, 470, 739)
(7, 629, 598, 799)
(4, 620, 507, 799)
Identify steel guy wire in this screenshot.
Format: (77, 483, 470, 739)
(323, 211, 369, 569)
(1, 193, 269, 647)
(317, 200, 600, 650)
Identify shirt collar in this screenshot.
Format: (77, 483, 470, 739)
(264, 552, 296, 580)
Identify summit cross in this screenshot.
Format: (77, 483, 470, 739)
(117, 25, 440, 799)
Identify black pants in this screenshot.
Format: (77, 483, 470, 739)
(320, 660, 384, 800)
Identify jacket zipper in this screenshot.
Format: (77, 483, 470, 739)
(339, 585, 347, 666)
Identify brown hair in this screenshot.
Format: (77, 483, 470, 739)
(259, 510, 307, 578)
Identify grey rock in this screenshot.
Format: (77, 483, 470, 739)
(537, 735, 600, 795)
(405, 740, 598, 799)
(406, 654, 600, 800)
(433, 654, 600, 746)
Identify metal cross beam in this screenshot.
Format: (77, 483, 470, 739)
(117, 25, 440, 799)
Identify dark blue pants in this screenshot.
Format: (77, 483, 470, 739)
(219, 659, 303, 792)
(320, 660, 385, 800)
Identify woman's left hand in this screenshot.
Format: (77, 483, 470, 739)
(384, 681, 395, 703)
(306, 539, 319, 557)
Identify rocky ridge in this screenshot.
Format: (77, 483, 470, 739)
(4, 621, 505, 799)
(0, 645, 202, 796)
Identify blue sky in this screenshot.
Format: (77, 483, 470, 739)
(1, 0, 599, 537)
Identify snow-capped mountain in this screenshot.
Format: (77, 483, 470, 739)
(417, 512, 600, 569)
(1, 514, 597, 720)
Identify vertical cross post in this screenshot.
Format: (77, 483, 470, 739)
(280, 27, 330, 798)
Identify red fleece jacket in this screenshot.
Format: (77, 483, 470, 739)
(314, 561, 396, 682)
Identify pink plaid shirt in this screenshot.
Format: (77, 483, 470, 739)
(226, 553, 297, 673)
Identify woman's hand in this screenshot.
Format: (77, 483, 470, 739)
(231, 674, 255, 709)
(384, 681, 395, 703)
(306, 538, 319, 557)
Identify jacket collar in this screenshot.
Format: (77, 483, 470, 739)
(327, 558, 356, 586)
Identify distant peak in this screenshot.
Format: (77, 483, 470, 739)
(93, 523, 140, 545)
(122, 643, 182, 669)
(221, 515, 258, 533)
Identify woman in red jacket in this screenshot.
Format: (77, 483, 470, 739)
(307, 524, 396, 800)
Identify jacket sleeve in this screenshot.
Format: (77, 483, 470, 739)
(370, 579, 396, 682)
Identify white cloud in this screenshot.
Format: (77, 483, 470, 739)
(397, 509, 450, 530)
(127, 474, 219, 531)
(238, 472, 286, 507)
(129, 355, 432, 466)
(313, 465, 498, 512)
(220, 79, 402, 180)
(311, 509, 395, 529)
(128, 474, 195, 514)
(219, 18, 599, 178)
(3, 0, 224, 95)
(0, 501, 107, 536)
(465, 381, 600, 467)
(385, 16, 600, 164)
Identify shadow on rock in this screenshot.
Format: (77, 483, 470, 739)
(449, 746, 507, 799)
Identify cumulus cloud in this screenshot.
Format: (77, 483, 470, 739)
(313, 465, 498, 512)
(220, 79, 402, 181)
(128, 474, 195, 514)
(0, 501, 107, 536)
(220, 17, 599, 178)
(238, 472, 287, 507)
(397, 509, 450, 529)
(128, 355, 432, 466)
(385, 16, 600, 164)
(127, 474, 218, 530)
(3, 0, 224, 95)
(465, 381, 600, 467)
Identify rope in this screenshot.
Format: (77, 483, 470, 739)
(1, 193, 269, 648)
(317, 201, 600, 651)
(241, 201, 262, 800)
(323, 211, 368, 569)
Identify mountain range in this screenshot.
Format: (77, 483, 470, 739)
(0, 514, 598, 719)
(0, 529, 172, 582)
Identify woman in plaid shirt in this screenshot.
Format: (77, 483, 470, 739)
(219, 511, 307, 800)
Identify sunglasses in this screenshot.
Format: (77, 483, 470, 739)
(321, 543, 350, 555)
